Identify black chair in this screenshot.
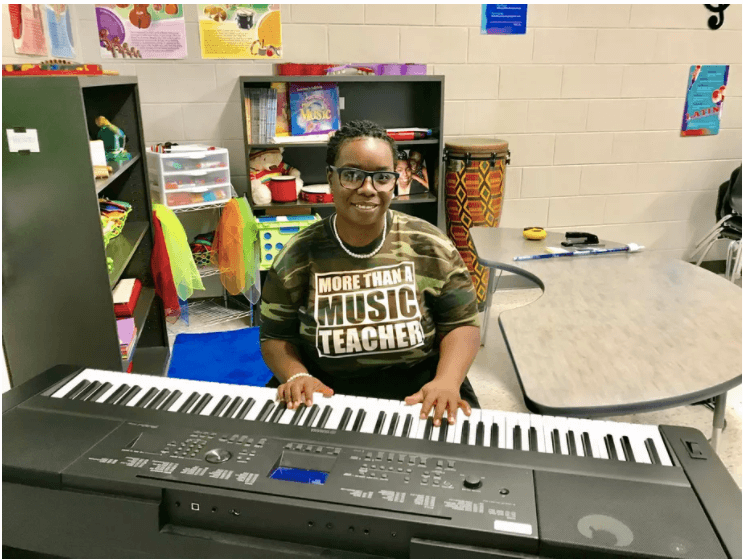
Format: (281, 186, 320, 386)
(689, 166, 742, 280)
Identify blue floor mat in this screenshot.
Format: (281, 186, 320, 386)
(167, 327, 273, 387)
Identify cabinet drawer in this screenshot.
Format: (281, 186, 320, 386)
(160, 151, 228, 173)
(153, 184, 231, 209)
(157, 169, 230, 190)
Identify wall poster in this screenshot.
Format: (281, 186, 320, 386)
(94, 4, 187, 59)
(481, 4, 527, 35)
(7, 4, 48, 56)
(681, 64, 729, 137)
(198, 4, 282, 59)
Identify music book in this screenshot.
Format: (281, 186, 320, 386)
(289, 83, 341, 136)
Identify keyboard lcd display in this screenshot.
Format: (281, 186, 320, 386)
(269, 466, 328, 485)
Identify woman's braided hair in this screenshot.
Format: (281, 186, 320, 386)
(326, 120, 398, 167)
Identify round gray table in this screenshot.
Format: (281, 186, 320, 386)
(470, 227, 742, 450)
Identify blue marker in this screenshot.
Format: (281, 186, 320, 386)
(514, 243, 644, 262)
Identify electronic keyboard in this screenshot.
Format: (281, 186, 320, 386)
(3, 365, 741, 559)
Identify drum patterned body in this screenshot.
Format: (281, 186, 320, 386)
(444, 139, 509, 310)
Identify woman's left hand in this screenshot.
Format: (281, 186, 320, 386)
(404, 380, 471, 426)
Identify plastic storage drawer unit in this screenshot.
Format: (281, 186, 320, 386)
(257, 214, 321, 269)
(146, 146, 232, 209)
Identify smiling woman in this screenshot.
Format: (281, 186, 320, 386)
(259, 120, 483, 428)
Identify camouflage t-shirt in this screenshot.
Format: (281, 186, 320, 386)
(259, 210, 479, 382)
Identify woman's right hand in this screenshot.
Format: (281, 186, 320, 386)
(277, 375, 334, 409)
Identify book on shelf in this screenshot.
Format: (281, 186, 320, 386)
(289, 82, 341, 137)
(116, 317, 137, 360)
(271, 82, 290, 137)
(112, 278, 142, 318)
(245, 87, 279, 144)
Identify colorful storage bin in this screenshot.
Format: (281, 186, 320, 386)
(257, 214, 321, 269)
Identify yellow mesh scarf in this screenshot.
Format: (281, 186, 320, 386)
(238, 197, 260, 304)
(153, 204, 204, 300)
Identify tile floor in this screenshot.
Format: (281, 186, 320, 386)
(169, 285, 742, 488)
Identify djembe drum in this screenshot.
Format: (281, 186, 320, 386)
(444, 138, 510, 311)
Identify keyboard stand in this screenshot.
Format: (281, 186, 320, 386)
(711, 391, 728, 451)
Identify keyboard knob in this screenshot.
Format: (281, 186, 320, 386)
(205, 448, 232, 464)
(463, 475, 482, 490)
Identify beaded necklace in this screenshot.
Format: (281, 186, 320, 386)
(331, 213, 388, 259)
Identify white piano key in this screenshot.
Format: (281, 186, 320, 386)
(323, 404, 346, 430)
(278, 405, 298, 425)
(245, 398, 268, 422)
(563, 420, 585, 457)
(505, 413, 521, 450)
(466, 409, 480, 446)
(528, 414, 546, 453)
(516, 413, 531, 451)
(641, 425, 673, 466)
(552, 417, 571, 456)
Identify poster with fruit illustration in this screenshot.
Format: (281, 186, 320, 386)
(198, 4, 282, 59)
(681, 64, 729, 137)
(95, 4, 187, 59)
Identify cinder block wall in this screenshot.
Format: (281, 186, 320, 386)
(3, 4, 742, 259)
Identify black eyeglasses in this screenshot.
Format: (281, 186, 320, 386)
(328, 165, 399, 192)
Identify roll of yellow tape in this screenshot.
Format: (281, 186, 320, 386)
(523, 227, 547, 240)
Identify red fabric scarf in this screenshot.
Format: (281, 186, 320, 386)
(151, 211, 181, 323)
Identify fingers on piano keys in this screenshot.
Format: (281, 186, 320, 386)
(49, 370, 673, 466)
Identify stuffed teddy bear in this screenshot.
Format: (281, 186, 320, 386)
(249, 148, 303, 205)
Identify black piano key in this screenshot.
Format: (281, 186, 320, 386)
(270, 402, 286, 422)
(621, 436, 635, 462)
(290, 404, 307, 425)
(159, 390, 182, 411)
(645, 438, 661, 465)
(338, 408, 354, 431)
(513, 425, 522, 450)
(83, 382, 113, 402)
(605, 435, 618, 460)
(74, 381, 101, 401)
(402, 414, 413, 437)
(387, 413, 399, 436)
(351, 410, 366, 432)
(423, 417, 434, 440)
(235, 398, 256, 420)
(135, 387, 159, 408)
(581, 432, 593, 457)
(190, 393, 213, 415)
(303, 404, 320, 426)
(223, 396, 244, 418)
(551, 429, 562, 454)
(256, 400, 275, 422)
(178, 392, 200, 413)
(373, 411, 387, 434)
(317, 406, 333, 428)
(460, 420, 471, 444)
(117, 385, 142, 406)
(65, 379, 91, 400)
(528, 427, 538, 451)
(104, 384, 130, 404)
(210, 395, 231, 417)
(85, 382, 112, 402)
(567, 431, 578, 456)
(439, 420, 449, 442)
(475, 422, 485, 446)
(491, 423, 499, 448)
(146, 389, 171, 409)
